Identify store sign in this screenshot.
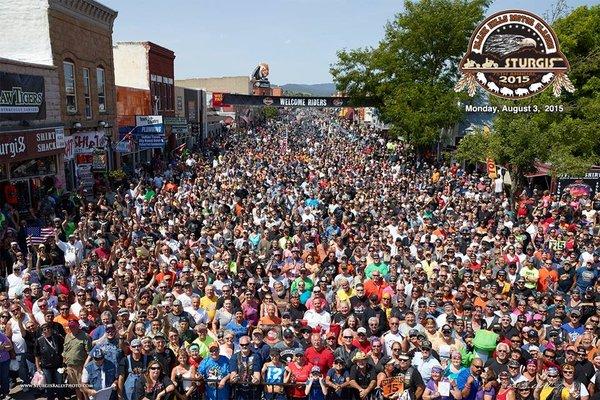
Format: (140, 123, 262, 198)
(0, 126, 63, 162)
(0, 72, 46, 120)
(163, 116, 186, 125)
(73, 131, 106, 154)
(171, 125, 189, 134)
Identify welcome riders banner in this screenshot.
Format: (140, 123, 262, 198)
(212, 93, 377, 108)
(0, 72, 46, 120)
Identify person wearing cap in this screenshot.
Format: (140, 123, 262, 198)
(152, 332, 177, 374)
(325, 357, 350, 400)
(118, 338, 149, 400)
(262, 348, 288, 400)
(534, 367, 570, 400)
(273, 328, 303, 364)
(348, 351, 377, 400)
(199, 341, 231, 399)
(82, 348, 118, 400)
(562, 309, 585, 342)
(167, 298, 196, 329)
(87, 323, 120, 367)
(229, 335, 261, 400)
(286, 348, 312, 400)
(54, 228, 83, 267)
(413, 340, 442, 382)
(34, 322, 65, 400)
(63, 319, 92, 400)
(305, 365, 328, 400)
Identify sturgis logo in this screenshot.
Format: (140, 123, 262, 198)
(455, 10, 574, 99)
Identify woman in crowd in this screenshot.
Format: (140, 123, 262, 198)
(134, 359, 176, 400)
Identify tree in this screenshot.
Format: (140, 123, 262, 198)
(331, 0, 490, 147)
(456, 5, 600, 178)
(260, 106, 279, 120)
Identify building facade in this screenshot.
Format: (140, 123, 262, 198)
(0, 58, 64, 215)
(0, 0, 118, 195)
(113, 42, 175, 169)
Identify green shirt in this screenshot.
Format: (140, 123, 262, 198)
(291, 277, 314, 294)
(63, 332, 92, 367)
(364, 262, 390, 279)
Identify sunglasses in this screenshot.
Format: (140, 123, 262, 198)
(149, 366, 161, 370)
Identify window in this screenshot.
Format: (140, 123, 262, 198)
(96, 67, 106, 112)
(63, 61, 76, 113)
(82, 68, 92, 119)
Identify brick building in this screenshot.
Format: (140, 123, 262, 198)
(0, 58, 64, 214)
(113, 42, 175, 168)
(0, 0, 118, 193)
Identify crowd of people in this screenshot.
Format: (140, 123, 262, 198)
(0, 108, 599, 400)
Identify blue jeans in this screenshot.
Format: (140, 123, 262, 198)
(15, 354, 30, 385)
(42, 367, 63, 400)
(0, 360, 9, 395)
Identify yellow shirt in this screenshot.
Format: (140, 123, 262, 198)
(540, 386, 570, 400)
(521, 267, 539, 289)
(200, 295, 218, 321)
(336, 288, 355, 303)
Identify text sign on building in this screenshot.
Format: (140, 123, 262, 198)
(0, 72, 46, 120)
(135, 115, 165, 149)
(0, 127, 63, 162)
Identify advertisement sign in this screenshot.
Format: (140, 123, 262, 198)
(456, 10, 573, 99)
(64, 135, 75, 161)
(138, 134, 165, 150)
(92, 149, 107, 170)
(0, 127, 64, 162)
(557, 171, 600, 198)
(115, 140, 132, 153)
(0, 72, 46, 120)
(135, 115, 164, 149)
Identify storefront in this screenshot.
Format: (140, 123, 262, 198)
(0, 126, 65, 215)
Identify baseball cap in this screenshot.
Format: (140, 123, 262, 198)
(311, 366, 321, 373)
(130, 338, 142, 347)
(357, 327, 367, 335)
(283, 329, 294, 338)
(91, 349, 104, 359)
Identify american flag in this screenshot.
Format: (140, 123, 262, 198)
(26, 227, 56, 246)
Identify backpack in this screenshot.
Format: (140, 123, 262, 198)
(123, 355, 147, 400)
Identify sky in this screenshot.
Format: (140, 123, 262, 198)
(101, 0, 596, 85)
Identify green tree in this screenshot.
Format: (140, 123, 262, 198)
(261, 106, 279, 120)
(331, 0, 490, 147)
(456, 5, 600, 178)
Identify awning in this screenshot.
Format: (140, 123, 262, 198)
(524, 161, 551, 178)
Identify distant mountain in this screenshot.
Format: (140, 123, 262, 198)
(280, 83, 336, 96)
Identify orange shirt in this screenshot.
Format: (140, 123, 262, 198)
(258, 315, 282, 326)
(364, 279, 389, 302)
(538, 268, 558, 292)
(54, 314, 78, 334)
(473, 296, 488, 309)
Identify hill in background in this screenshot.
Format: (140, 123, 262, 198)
(280, 83, 336, 96)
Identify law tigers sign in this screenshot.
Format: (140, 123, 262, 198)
(0, 72, 46, 120)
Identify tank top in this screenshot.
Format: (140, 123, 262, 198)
(497, 388, 513, 400)
(288, 362, 312, 398)
(9, 317, 27, 354)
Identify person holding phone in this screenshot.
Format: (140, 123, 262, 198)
(306, 366, 328, 400)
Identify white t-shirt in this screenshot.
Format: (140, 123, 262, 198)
(303, 309, 331, 330)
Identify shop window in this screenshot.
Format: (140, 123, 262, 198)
(83, 68, 92, 119)
(9, 156, 57, 179)
(0, 164, 7, 180)
(97, 67, 106, 113)
(63, 61, 77, 113)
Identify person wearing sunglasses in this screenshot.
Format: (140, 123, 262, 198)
(459, 358, 484, 400)
(118, 338, 148, 400)
(133, 359, 175, 400)
(534, 367, 570, 400)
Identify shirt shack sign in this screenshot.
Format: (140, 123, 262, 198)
(0, 72, 46, 120)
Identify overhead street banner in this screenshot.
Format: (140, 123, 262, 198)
(212, 93, 377, 108)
